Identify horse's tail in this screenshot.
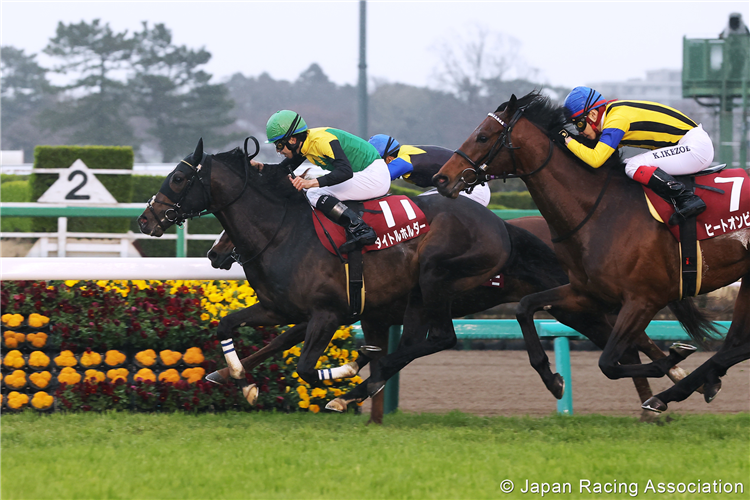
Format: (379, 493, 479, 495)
(667, 298, 723, 350)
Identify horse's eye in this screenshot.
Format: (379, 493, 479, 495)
(477, 135, 489, 143)
(173, 173, 184, 183)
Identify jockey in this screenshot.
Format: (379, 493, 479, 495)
(250, 110, 391, 253)
(368, 134, 492, 207)
(561, 86, 713, 225)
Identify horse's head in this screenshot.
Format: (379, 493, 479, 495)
(138, 138, 212, 237)
(434, 94, 525, 199)
(207, 230, 236, 270)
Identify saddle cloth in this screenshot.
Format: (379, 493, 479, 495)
(644, 168, 750, 241)
(312, 195, 429, 256)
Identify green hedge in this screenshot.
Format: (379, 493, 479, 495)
(1, 180, 32, 232)
(30, 146, 134, 233)
(490, 191, 537, 210)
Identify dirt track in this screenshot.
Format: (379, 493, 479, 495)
(360, 350, 750, 417)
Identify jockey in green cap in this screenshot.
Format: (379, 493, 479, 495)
(250, 110, 391, 253)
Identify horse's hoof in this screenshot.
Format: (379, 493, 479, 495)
(242, 384, 258, 405)
(669, 343, 697, 360)
(368, 381, 386, 398)
(704, 380, 722, 403)
(642, 397, 667, 413)
(325, 398, 348, 413)
(550, 373, 565, 400)
(205, 371, 226, 385)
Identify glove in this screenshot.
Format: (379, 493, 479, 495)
(552, 128, 569, 148)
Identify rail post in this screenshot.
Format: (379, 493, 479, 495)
(383, 325, 401, 414)
(554, 336, 574, 415)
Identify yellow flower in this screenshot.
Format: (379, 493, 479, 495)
(28, 313, 50, 328)
(134, 368, 156, 382)
(3, 350, 25, 369)
(27, 331, 48, 348)
(54, 350, 78, 368)
(30, 371, 52, 389)
(298, 400, 310, 409)
(200, 313, 210, 321)
(8, 391, 29, 409)
(296, 385, 308, 396)
(58, 367, 82, 385)
(182, 367, 206, 383)
(105, 350, 127, 366)
(2, 314, 24, 328)
(158, 369, 181, 383)
(135, 349, 157, 366)
(351, 376, 363, 384)
(107, 368, 129, 383)
(183, 347, 205, 365)
(80, 351, 102, 367)
(311, 387, 327, 399)
(5, 370, 27, 388)
(332, 388, 343, 397)
(64, 280, 79, 288)
(3, 330, 24, 349)
(29, 351, 50, 368)
(308, 404, 320, 413)
(159, 350, 182, 366)
(84, 370, 105, 383)
(31, 391, 54, 410)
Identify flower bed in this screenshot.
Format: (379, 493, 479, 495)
(1, 280, 361, 413)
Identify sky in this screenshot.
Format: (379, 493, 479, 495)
(1, 1, 749, 91)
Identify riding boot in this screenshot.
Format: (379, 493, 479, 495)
(316, 195, 377, 253)
(641, 167, 706, 225)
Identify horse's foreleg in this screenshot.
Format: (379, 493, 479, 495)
(516, 285, 607, 399)
(210, 323, 308, 383)
(644, 276, 750, 412)
(211, 304, 289, 404)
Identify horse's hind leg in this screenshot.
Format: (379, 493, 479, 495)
(644, 276, 750, 412)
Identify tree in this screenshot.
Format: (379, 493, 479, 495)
(129, 23, 239, 161)
(0, 46, 56, 158)
(432, 26, 530, 109)
(41, 19, 137, 147)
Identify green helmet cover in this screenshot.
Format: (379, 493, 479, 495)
(266, 110, 308, 143)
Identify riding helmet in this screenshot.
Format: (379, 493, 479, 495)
(368, 134, 400, 158)
(266, 110, 308, 143)
(563, 86, 607, 120)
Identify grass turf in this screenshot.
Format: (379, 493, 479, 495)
(2, 411, 748, 499)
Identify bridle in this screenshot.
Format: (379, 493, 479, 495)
(453, 106, 554, 186)
(147, 137, 259, 230)
(453, 105, 612, 243)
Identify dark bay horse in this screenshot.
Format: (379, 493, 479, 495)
(138, 138, 513, 419)
(434, 91, 750, 412)
(205, 219, 685, 420)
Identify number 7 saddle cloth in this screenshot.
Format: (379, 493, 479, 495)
(643, 168, 750, 241)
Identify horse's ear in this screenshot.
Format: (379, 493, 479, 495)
(193, 138, 204, 164)
(507, 94, 518, 113)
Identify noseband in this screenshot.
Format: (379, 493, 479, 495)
(453, 106, 554, 186)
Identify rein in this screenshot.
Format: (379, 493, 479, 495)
(153, 137, 260, 227)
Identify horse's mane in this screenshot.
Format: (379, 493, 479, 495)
(212, 148, 303, 203)
(497, 91, 625, 172)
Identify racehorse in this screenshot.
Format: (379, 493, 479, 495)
(434, 91, 750, 412)
(138, 138, 515, 420)
(204, 219, 686, 420)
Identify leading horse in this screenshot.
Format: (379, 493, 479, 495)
(138, 138, 515, 418)
(434, 91, 750, 412)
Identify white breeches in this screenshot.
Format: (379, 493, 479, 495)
(305, 159, 392, 205)
(624, 124, 714, 178)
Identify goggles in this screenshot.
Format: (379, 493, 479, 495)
(275, 140, 287, 152)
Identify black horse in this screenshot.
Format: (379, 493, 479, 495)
(139, 138, 514, 416)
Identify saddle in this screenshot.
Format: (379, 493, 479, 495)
(643, 166, 750, 298)
(312, 195, 430, 320)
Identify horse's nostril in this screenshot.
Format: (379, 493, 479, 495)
(433, 175, 447, 187)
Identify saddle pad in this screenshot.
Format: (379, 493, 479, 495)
(313, 195, 429, 256)
(644, 168, 750, 241)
